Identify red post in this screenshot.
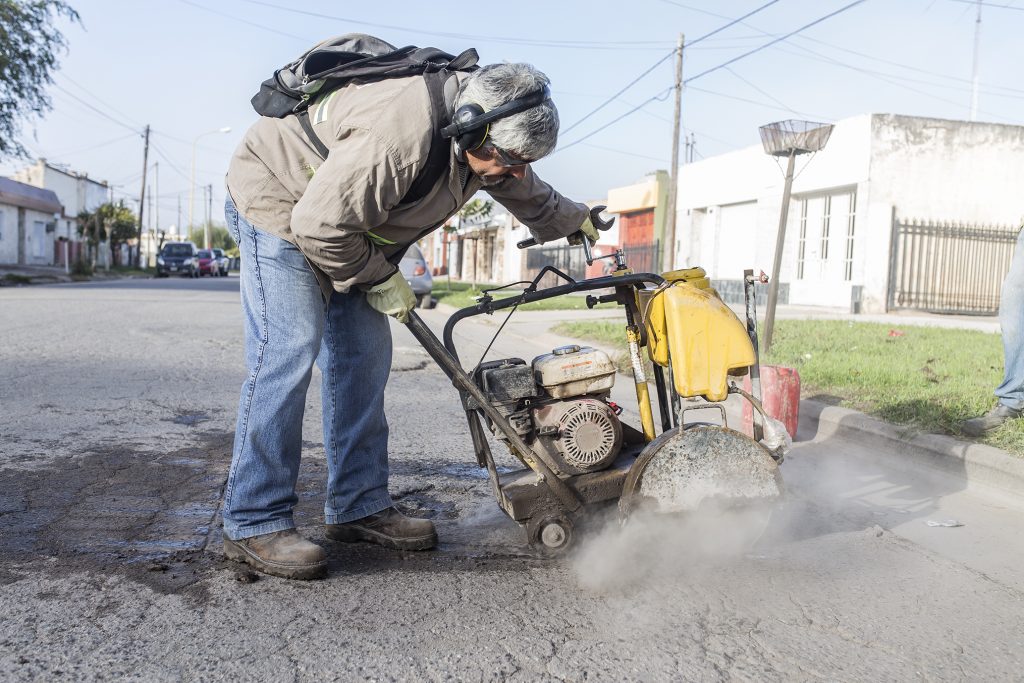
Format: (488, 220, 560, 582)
(743, 365, 801, 439)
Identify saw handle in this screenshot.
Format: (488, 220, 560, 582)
(518, 232, 595, 265)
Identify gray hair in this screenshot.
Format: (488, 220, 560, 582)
(456, 63, 559, 161)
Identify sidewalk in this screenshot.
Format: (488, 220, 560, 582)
(435, 298, 1000, 333)
(0, 263, 147, 285)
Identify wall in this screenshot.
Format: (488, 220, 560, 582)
(859, 115, 1024, 311)
(12, 160, 108, 240)
(0, 204, 17, 264)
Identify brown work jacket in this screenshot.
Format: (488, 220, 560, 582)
(226, 74, 588, 300)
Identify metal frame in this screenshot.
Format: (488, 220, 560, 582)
(404, 263, 666, 526)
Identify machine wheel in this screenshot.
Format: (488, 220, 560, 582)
(527, 515, 574, 555)
(417, 294, 435, 309)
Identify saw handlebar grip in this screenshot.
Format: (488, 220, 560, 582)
(517, 237, 538, 249)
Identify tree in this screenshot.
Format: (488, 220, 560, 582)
(0, 1, 80, 159)
(77, 202, 137, 265)
(452, 199, 494, 291)
(187, 224, 233, 251)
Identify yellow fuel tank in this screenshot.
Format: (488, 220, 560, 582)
(644, 277, 755, 402)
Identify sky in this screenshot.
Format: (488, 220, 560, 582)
(3, 0, 1023, 235)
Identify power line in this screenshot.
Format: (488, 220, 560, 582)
(234, 0, 676, 50)
(556, 87, 674, 153)
(562, 1, 782, 137)
(178, 0, 312, 42)
(47, 133, 138, 158)
(684, 0, 869, 84)
(685, 0, 782, 48)
(50, 84, 142, 134)
(686, 85, 834, 121)
(57, 74, 145, 130)
(561, 52, 675, 135)
(579, 142, 670, 163)
(723, 66, 807, 117)
(950, 0, 1024, 9)
(149, 143, 192, 183)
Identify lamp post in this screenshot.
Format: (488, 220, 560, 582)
(758, 119, 834, 353)
(189, 126, 231, 247)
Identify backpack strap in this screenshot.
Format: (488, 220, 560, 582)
(297, 109, 330, 159)
(398, 70, 451, 206)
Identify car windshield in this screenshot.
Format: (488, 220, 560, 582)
(197, 250, 212, 259)
(161, 244, 192, 257)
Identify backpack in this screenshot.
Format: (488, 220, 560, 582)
(251, 34, 479, 206)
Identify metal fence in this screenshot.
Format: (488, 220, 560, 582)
(888, 216, 1020, 315)
(621, 240, 661, 274)
(525, 243, 586, 285)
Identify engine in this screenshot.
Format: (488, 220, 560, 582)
(474, 345, 623, 476)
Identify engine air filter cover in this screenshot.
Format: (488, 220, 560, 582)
(533, 398, 622, 475)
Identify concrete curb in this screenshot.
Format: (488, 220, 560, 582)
(803, 399, 1024, 498)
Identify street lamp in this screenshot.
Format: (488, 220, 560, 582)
(189, 126, 231, 248)
(758, 119, 833, 353)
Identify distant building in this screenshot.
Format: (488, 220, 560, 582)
(674, 114, 1024, 314)
(0, 177, 63, 265)
(604, 171, 668, 276)
(12, 159, 110, 266)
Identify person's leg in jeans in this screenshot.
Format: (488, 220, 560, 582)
(964, 227, 1024, 435)
(995, 228, 1024, 410)
(222, 197, 325, 542)
(319, 287, 437, 549)
(319, 290, 394, 523)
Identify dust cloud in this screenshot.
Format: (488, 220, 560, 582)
(572, 502, 777, 592)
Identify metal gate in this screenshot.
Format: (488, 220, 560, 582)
(887, 216, 1020, 315)
(525, 243, 587, 284)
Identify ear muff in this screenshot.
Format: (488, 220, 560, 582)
(450, 103, 489, 151)
(441, 86, 551, 153)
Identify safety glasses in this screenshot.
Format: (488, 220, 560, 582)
(488, 144, 534, 168)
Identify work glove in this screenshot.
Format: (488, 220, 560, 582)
(365, 271, 417, 324)
(568, 205, 614, 245)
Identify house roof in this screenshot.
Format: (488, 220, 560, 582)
(0, 176, 62, 214)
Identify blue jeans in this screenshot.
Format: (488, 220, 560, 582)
(996, 227, 1024, 410)
(222, 197, 394, 540)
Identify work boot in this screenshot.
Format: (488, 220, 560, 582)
(325, 507, 437, 550)
(961, 404, 1023, 437)
(222, 529, 328, 580)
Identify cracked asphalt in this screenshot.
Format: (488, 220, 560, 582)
(1, 276, 1022, 681)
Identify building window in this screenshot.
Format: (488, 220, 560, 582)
(797, 198, 808, 279)
(820, 195, 831, 262)
(844, 190, 857, 281)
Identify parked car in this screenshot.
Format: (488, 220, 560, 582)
(399, 243, 434, 308)
(156, 241, 199, 278)
(195, 249, 219, 277)
(211, 248, 230, 276)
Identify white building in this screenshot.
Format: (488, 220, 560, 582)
(0, 177, 63, 266)
(675, 114, 1024, 314)
(12, 159, 110, 265)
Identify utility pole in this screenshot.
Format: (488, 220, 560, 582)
(970, 0, 982, 121)
(177, 194, 182, 241)
(154, 162, 160, 235)
(137, 124, 151, 268)
(205, 183, 213, 249)
(662, 33, 684, 274)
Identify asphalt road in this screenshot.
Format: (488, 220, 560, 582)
(1, 275, 1022, 681)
